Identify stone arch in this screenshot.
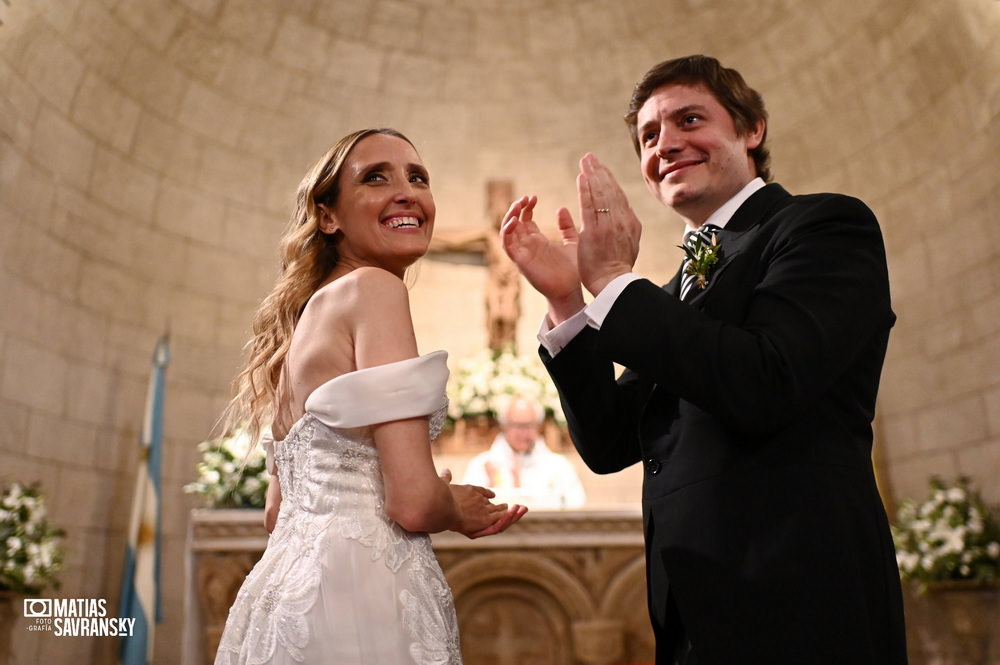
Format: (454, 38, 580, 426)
(446, 550, 595, 620)
(600, 552, 655, 663)
(600, 551, 647, 616)
(454, 580, 574, 665)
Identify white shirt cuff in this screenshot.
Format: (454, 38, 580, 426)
(538, 308, 589, 357)
(537, 273, 642, 357)
(584, 273, 642, 328)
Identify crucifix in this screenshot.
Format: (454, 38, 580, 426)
(428, 180, 521, 353)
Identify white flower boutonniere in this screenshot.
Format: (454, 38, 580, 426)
(679, 231, 723, 290)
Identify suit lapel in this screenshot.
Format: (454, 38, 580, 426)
(684, 183, 791, 304)
(665, 259, 685, 299)
(723, 182, 791, 233)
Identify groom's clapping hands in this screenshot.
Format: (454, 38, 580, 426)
(500, 155, 642, 321)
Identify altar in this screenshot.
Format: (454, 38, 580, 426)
(186, 508, 653, 665)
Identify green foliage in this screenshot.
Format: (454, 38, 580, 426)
(0, 482, 65, 594)
(447, 348, 564, 424)
(679, 232, 723, 290)
(892, 476, 1000, 591)
(184, 428, 269, 509)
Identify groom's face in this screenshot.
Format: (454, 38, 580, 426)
(636, 83, 764, 226)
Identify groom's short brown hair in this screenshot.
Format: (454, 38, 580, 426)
(624, 55, 772, 182)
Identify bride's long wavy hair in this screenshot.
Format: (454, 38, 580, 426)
(222, 128, 415, 445)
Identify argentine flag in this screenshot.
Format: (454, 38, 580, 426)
(119, 335, 170, 664)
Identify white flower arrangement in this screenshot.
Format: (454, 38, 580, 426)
(892, 475, 1000, 591)
(447, 349, 565, 425)
(0, 482, 65, 595)
(184, 428, 269, 509)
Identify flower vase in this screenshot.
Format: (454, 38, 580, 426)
(907, 580, 999, 665)
(0, 590, 18, 665)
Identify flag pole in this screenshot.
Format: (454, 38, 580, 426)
(119, 334, 170, 664)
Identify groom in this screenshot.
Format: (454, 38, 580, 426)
(501, 55, 907, 664)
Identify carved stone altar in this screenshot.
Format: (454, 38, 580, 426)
(185, 510, 268, 665)
(186, 508, 653, 665)
(432, 510, 653, 665)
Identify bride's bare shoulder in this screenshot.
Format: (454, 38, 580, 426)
(306, 267, 410, 322)
(316, 267, 405, 298)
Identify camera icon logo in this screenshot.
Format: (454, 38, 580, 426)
(23, 599, 52, 618)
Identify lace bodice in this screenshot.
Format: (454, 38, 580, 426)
(215, 352, 462, 665)
(263, 350, 449, 473)
(263, 350, 449, 543)
(269, 402, 447, 527)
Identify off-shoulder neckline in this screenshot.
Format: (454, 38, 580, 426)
(270, 350, 447, 443)
(305, 350, 446, 404)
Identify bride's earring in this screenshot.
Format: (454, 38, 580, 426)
(318, 205, 340, 236)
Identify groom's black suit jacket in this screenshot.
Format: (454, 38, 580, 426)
(543, 184, 907, 665)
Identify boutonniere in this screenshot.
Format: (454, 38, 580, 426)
(679, 231, 723, 290)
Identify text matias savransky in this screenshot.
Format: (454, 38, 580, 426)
(23, 598, 136, 637)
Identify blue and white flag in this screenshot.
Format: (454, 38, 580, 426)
(119, 335, 170, 664)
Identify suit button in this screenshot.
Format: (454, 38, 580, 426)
(645, 458, 661, 475)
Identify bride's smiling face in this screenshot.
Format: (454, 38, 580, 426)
(320, 133, 435, 278)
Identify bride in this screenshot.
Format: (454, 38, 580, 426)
(213, 128, 527, 665)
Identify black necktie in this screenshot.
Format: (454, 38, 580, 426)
(679, 224, 721, 301)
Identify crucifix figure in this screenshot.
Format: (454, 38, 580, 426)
(429, 180, 521, 352)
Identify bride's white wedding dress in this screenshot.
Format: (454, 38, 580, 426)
(214, 351, 463, 665)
